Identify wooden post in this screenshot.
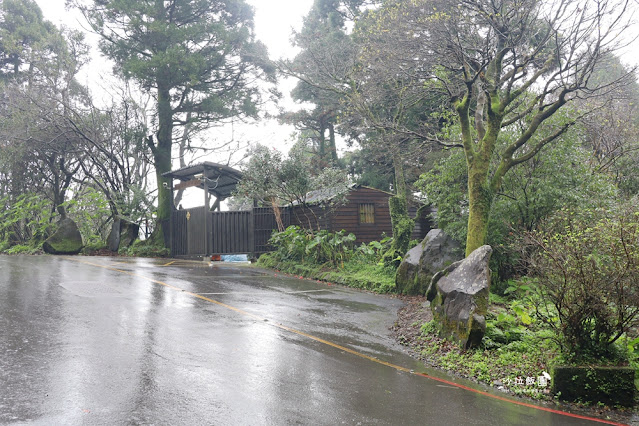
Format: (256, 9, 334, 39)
(204, 176, 209, 257)
(249, 206, 256, 255)
(169, 177, 174, 256)
(211, 197, 221, 212)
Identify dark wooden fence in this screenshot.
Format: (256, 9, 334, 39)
(253, 207, 290, 253)
(210, 210, 253, 254)
(170, 207, 289, 257)
(170, 209, 188, 256)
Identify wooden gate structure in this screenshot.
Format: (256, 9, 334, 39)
(169, 207, 289, 257)
(164, 162, 287, 258)
(163, 161, 431, 258)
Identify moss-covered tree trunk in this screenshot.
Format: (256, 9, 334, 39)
(466, 164, 494, 257)
(456, 58, 505, 256)
(385, 155, 414, 266)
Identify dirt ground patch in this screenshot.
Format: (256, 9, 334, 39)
(390, 295, 431, 348)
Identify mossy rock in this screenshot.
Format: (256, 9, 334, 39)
(395, 229, 462, 296)
(43, 218, 83, 255)
(430, 245, 492, 349)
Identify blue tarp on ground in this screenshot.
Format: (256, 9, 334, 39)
(221, 254, 248, 262)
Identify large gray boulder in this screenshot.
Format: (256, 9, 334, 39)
(119, 220, 139, 248)
(107, 217, 140, 251)
(107, 217, 122, 251)
(43, 218, 83, 255)
(395, 229, 462, 295)
(430, 245, 492, 349)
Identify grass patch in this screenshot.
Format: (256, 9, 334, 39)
(119, 239, 169, 258)
(415, 318, 557, 399)
(258, 253, 396, 293)
(3, 244, 41, 255)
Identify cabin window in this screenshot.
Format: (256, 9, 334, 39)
(359, 203, 375, 224)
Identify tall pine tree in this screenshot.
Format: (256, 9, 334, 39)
(72, 0, 276, 244)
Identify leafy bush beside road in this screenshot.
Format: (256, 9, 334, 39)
(259, 226, 397, 293)
(525, 202, 639, 363)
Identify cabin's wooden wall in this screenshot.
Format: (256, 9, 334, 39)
(289, 187, 392, 244)
(331, 187, 392, 244)
(289, 187, 434, 245)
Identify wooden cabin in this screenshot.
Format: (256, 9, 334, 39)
(289, 185, 432, 244)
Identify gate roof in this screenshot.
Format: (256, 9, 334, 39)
(162, 162, 243, 199)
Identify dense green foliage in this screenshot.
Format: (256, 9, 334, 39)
(270, 226, 356, 266)
(348, 0, 634, 255)
(0, 193, 52, 252)
(410, 275, 639, 401)
(259, 226, 396, 293)
(0, 189, 115, 254)
(418, 130, 619, 287)
(526, 202, 639, 362)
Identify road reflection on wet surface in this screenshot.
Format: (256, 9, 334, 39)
(0, 255, 628, 425)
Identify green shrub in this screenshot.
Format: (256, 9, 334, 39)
(353, 236, 392, 263)
(0, 193, 53, 250)
(0, 190, 113, 252)
(269, 226, 356, 267)
(66, 187, 112, 244)
(5, 244, 39, 255)
(0, 240, 10, 252)
(526, 201, 639, 362)
(384, 196, 414, 267)
(120, 239, 169, 258)
(269, 225, 310, 261)
(82, 241, 108, 255)
(262, 227, 396, 293)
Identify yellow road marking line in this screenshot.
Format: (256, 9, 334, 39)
(197, 289, 327, 295)
(163, 259, 207, 265)
(67, 257, 403, 368)
(63, 258, 412, 364)
(65, 258, 184, 292)
(160, 259, 223, 267)
(63, 256, 627, 426)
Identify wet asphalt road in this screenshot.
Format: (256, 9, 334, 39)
(0, 255, 619, 425)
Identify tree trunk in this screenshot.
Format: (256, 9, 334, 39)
(173, 111, 191, 208)
(318, 122, 327, 165)
(465, 164, 493, 256)
(328, 123, 338, 165)
(457, 91, 499, 257)
(151, 84, 173, 246)
(385, 155, 414, 266)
